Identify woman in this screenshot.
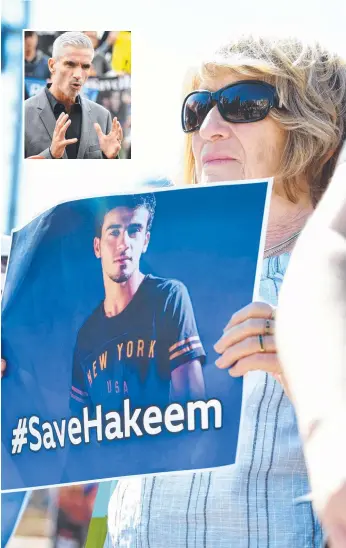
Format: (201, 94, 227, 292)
(106, 36, 346, 547)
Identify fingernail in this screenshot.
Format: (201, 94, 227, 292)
(214, 342, 221, 353)
(214, 334, 226, 351)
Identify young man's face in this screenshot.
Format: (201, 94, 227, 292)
(94, 206, 151, 283)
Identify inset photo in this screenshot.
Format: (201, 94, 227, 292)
(24, 30, 131, 159)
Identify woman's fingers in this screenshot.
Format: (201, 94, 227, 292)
(215, 318, 275, 354)
(213, 302, 284, 382)
(228, 352, 280, 377)
(216, 335, 276, 369)
(224, 301, 274, 331)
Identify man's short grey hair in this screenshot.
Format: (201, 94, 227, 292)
(52, 31, 94, 60)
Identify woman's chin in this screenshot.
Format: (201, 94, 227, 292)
(201, 164, 244, 184)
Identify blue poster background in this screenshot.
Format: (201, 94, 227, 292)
(1, 182, 268, 490)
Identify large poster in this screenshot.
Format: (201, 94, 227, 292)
(1, 182, 270, 490)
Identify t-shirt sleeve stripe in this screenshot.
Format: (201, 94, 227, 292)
(71, 385, 89, 397)
(169, 342, 203, 361)
(70, 391, 88, 404)
(168, 336, 200, 354)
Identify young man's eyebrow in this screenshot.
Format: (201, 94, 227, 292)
(105, 223, 144, 231)
(105, 223, 122, 231)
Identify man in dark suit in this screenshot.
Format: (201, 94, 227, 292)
(24, 31, 122, 159)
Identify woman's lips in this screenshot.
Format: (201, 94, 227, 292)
(202, 157, 236, 166)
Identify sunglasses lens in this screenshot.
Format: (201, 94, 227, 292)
(220, 83, 272, 122)
(182, 92, 211, 132)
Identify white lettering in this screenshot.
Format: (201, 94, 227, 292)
(187, 399, 222, 431)
(123, 399, 143, 437)
(28, 416, 42, 451)
(68, 418, 82, 445)
(143, 407, 162, 435)
(105, 411, 124, 440)
(83, 405, 103, 442)
(164, 404, 185, 433)
(42, 422, 57, 450)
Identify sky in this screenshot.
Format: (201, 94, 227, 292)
(3, 0, 346, 226)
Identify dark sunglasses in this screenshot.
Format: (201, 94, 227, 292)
(181, 80, 282, 133)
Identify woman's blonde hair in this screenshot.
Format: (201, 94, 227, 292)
(184, 35, 346, 205)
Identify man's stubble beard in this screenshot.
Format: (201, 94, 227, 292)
(109, 271, 132, 284)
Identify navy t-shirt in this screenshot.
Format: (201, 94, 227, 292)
(70, 275, 206, 416)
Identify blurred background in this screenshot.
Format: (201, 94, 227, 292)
(7, 484, 98, 548)
(4, 480, 118, 548)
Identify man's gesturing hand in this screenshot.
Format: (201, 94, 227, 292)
(50, 113, 78, 159)
(94, 117, 123, 159)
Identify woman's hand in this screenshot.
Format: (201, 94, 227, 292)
(214, 302, 291, 398)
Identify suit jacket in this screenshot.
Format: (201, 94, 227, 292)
(24, 88, 113, 159)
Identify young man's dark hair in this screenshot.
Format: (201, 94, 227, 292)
(94, 193, 156, 237)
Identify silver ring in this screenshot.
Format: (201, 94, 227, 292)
(265, 319, 271, 336)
